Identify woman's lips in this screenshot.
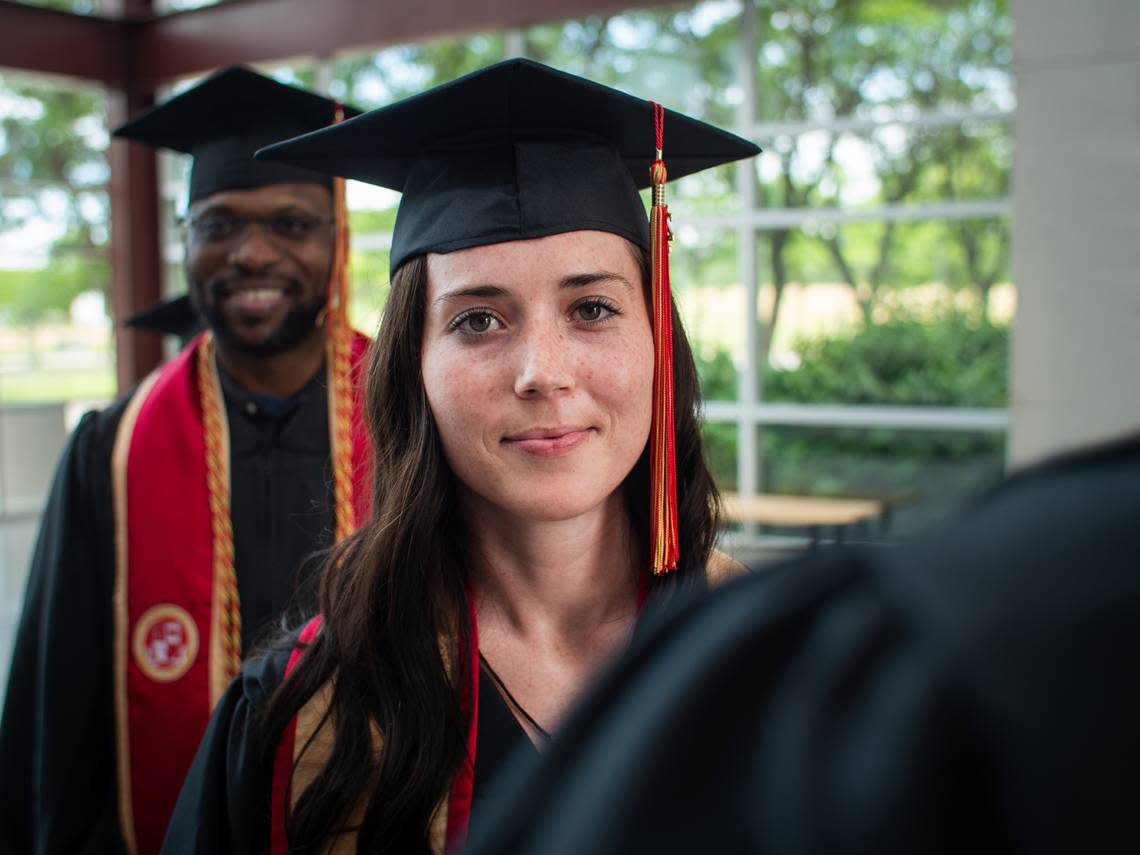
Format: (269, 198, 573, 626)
(503, 427, 593, 458)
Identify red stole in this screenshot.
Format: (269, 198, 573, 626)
(111, 330, 371, 855)
(270, 596, 480, 855)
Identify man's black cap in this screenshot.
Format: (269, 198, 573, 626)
(112, 65, 360, 203)
(124, 294, 203, 343)
(256, 58, 760, 273)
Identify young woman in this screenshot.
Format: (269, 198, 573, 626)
(162, 59, 758, 855)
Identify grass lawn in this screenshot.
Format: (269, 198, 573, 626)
(0, 367, 115, 404)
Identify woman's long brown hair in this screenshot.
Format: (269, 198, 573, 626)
(261, 245, 721, 853)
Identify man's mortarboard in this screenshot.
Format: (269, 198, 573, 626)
(125, 294, 203, 343)
(112, 65, 360, 203)
(257, 58, 760, 574)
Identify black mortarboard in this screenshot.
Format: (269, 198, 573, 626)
(255, 58, 760, 273)
(125, 294, 203, 343)
(112, 66, 360, 203)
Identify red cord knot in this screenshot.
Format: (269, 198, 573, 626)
(649, 158, 668, 187)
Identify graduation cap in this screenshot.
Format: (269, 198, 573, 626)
(257, 58, 760, 574)
(112, 65, 361, 203)
(256, 58, 758, 273)
(125, 294, 203, 343)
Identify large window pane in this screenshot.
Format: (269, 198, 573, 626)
(524, 2, 740, 127)
(752, 0, 1014, 125)
(0, 73, 112, 408)
(673, 228, 740, 403)
(754, 119, 1012, 211)
(757, 218, 1011, 406)
(759, 424, 1006, 536)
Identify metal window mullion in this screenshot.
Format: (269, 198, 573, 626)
(315, 56, 335, 97)
(504, 29, 526, 58)
(748, 107, 1013, 140)
(735, 0, 761, 514)
(690, 199, 1011, 232)
(702, 401, 1009, 432)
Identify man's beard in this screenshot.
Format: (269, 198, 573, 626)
(197, 275, 327, 358)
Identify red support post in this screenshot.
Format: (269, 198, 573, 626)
(106, 89, 163, 392)
(105, 0, 163, 392)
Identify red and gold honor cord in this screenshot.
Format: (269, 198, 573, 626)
(196, 333, 242, 680)
(649, 101, 680, 575)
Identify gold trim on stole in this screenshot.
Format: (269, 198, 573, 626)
(290, 681, 392, 854)
(707, 547, 748, 586)
(111, 369, 162, 855)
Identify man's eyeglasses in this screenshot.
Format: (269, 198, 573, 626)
(183, 213, 335, 245)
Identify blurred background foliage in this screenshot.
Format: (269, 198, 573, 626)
(1, 0, 1014, 532)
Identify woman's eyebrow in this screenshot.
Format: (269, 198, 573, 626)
(433, 272, 633, 305)
(560, 271, 636, 292)
(433, 284, 509, 305)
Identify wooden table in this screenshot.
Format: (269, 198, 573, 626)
(721, 492, 886, 545)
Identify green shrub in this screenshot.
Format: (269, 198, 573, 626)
(695, 307, 1010, 533)
(764, 308, 1008, 409)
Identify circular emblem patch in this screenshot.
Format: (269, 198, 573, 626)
(132, 604, 200, 682)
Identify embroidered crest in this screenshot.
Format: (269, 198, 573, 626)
(132, 604, 200, 682)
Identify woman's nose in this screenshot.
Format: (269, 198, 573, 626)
(513, 324, 574, 399)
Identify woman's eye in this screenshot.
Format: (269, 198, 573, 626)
(574, 299, 618, 324)
(453, 310, 500, 335)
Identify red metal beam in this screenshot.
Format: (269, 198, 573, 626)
(130, 0, 682, 87)
(0, 1, 125, 84)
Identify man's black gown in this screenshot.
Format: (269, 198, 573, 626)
(467, 434, 1140, 855)
(0, 364, 339, 855)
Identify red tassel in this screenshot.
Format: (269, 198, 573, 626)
(649, 102, 679, 575)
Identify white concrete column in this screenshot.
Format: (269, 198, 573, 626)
(1010, 0, 1140, 464)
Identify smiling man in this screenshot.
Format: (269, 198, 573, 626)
(0, 67, 369, 855)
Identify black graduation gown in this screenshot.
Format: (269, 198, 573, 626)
(467, 435, 1140, 855)
(160, 566, 718, 853)
(0, 364, 338, 855)
(160, 645, 536, 854)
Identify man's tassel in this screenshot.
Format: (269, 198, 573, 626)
(326, 103, 357, 540)
(649, 102, 679, 575)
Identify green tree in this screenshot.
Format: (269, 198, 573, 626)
(750, 0, 1011, 329)
(0, 248, 106, 364)
(0, 63, 110, 348)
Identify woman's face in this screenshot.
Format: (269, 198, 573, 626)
(422, 230, 655, 524)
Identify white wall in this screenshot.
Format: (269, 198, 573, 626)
(0, 404, 68, 698)
(1010, 0, 1140, 465)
